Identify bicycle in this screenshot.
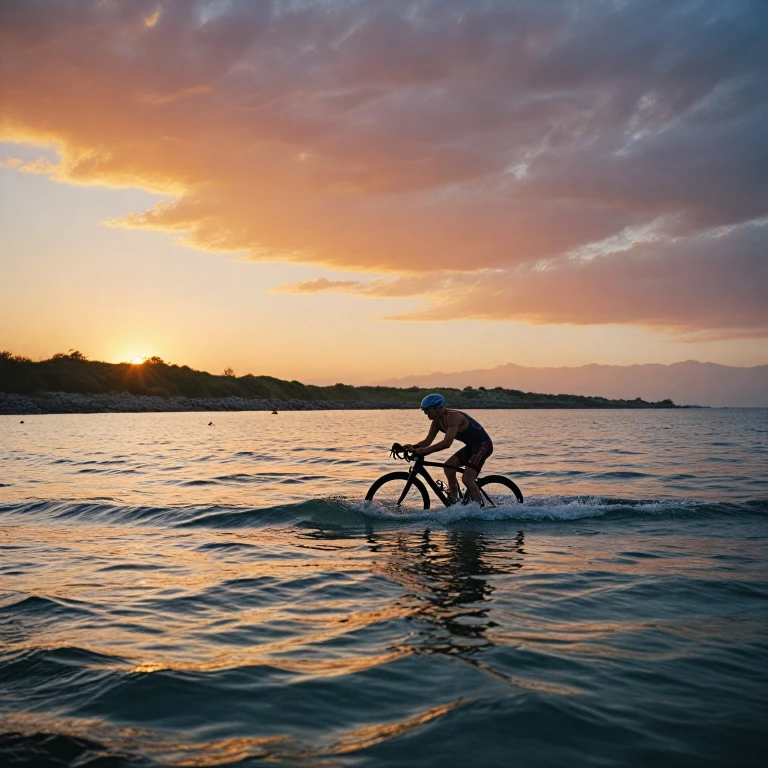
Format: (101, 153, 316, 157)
(365, 442, 524, 511)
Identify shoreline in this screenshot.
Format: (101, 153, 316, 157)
(0, 391, 694, 415)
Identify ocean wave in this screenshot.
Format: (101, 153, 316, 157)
(1, 496, 766, 529)
(353, 496, 768, 524)
(0, 594, 94, 618)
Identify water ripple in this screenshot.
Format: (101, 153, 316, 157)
(1, 410, 767, 767)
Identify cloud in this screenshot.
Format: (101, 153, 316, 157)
(384, 221, 768, 335)
(274, 278, 365, 294)
(277, 220, 768, 336)
(1, 0, 767, 335)
(273, 273, 443, 297)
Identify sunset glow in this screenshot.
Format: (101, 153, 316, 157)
(1, 5, 767, 765)
(0, 0, 765, 380)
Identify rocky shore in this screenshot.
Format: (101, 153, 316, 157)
(0, 391, 408, 415)
(0, 390, 683, 415)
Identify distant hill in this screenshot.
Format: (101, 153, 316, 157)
(380, 361, 768, 407)
(0, 351, 682, 410)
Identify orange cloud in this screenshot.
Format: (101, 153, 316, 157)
(274, 278, 368, 295)
(1, 0, 766, 336)
(273, 274, 442, 297)
(279, 222, 768, 336)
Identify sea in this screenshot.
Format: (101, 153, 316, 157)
(1, 408, 766, 768)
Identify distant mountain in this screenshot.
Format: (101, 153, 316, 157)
(380, 361, 768, 407)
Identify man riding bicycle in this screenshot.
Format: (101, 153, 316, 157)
(405, 393, 493, 505)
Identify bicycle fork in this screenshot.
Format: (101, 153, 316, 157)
(395, 465, 418, 506)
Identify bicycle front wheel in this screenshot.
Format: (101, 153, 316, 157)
(365, 472, 430, 512)
(477, 475, 524, 506)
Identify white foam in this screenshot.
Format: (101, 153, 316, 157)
(351, 495, 705, 524)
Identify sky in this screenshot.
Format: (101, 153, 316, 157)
(1, 0, 767, 384)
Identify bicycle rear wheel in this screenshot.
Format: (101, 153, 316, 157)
(477, 475, 524, 506)
(365, 472, 430, 511)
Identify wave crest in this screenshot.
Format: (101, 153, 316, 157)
(1, 497, 765, 529)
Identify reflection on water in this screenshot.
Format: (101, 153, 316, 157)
(367, 528, 526, 656)
(2, 507, 767, 767)
(1, 410, 767, 767)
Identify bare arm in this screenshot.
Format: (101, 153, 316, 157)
(420, 413, 461, 455)
(406, 420, 440, 450)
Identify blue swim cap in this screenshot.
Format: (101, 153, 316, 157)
(420, 393, 446, 410)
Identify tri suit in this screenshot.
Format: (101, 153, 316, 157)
(438, 409, 493, 472)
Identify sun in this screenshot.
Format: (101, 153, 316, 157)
(131, 356, 146, 365)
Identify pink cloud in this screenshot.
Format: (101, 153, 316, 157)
(1, 0, 766, 336)
(383, 222, 768, 334)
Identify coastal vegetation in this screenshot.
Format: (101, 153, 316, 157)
(0, 351, 679, 409)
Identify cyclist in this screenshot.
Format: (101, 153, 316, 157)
(405, 393, 493, 505)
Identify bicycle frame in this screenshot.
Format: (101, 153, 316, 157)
(374, 443, 522, 508)
(397, 455, 468, 507)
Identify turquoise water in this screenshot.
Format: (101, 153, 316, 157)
(1, 409, 766, 767)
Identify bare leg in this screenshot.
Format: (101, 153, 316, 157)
(443, 454, 462, 504)
(462, 467, 483, 504)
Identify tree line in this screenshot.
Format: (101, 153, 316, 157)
(0, 351, 676, 408)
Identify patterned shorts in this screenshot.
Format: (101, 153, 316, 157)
(456, 440, 493, 473)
